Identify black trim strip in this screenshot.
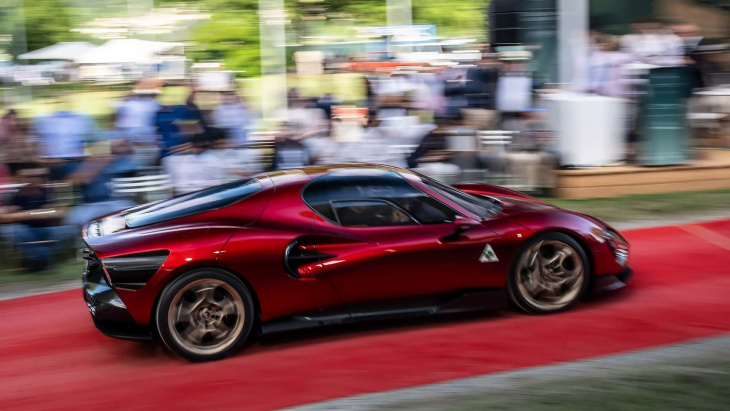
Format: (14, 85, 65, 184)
(102, 250, 169, 290)
(260, 289, 508, 335)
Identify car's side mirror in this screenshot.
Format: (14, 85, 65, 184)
(454, 215, 480, 234)
(440, 215, 480, 243)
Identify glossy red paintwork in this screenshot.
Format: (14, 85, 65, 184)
(83, 165, 628, 326)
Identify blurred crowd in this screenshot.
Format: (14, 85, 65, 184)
(0, 16, 728, 272)
(587, 20, 705, 96)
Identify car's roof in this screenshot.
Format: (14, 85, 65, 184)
(258, 164, 418, 188)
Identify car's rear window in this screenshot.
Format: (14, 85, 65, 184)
(124, 178, 263, 228)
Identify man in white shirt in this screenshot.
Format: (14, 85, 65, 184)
(620, 20, 684, 66)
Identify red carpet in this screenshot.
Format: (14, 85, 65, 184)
(1, 219, 730, 410)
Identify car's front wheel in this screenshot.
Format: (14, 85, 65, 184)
(508, 232, 589, 314)
(155, 268, 255, 362)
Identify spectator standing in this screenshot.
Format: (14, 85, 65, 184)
(113, 79, 162, 140)
(407, 116, 462, 184)
(442, 65, 470, 120)
(270, 122, 311, 171)
(495, 53, 533, 116)
(0, 109, 19, 159)
(587, 35, 634, 98)
(155, 87, 208, 158)
(212, 91, 251, 146)
(113, 79, 163, 165)
(32, 96, 98, 181)
(462, 53, 501, 130)
(285, 89, 328, 138)
(670, 23, 705, 90)
(1, 109, 38, 176)
(620, 20, 684, 67)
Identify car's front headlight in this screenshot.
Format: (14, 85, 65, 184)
(89, 216, 126, 237)
(88, 221, 102, 237)
(605, 229, 629, 266)
(100, 216, 126, 235)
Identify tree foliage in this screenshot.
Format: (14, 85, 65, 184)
(189, 0, 487, 77)
(413, 0, 486, 39)
(1, 0, 487, 74)
(190, 1, 262, 76)
(0, 0, 75, 58)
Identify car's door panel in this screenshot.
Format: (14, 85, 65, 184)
(298, 168, 515, 309)
(218, 183, 345, 322)
(313, 216, 509, 305)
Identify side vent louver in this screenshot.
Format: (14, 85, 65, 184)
(283, 240, 336, 279)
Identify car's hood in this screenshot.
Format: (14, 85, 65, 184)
(455, 183, 559, 219)
(487, 194, 614, 236)
(454, 183, 555, 214)
(493, 195, 559, 217)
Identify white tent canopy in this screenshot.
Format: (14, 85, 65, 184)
(75, 39, 184, 65)
(18, 42, 96, 61)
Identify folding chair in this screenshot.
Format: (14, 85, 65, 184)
(110, 174, 173, 204)
(477, 130, 515, 185)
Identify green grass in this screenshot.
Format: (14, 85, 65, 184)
(0, 257, 83, 285)
(540, 190, 730, 223)
(389, 356, 730, 411)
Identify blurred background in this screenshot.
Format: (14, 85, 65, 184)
(0, 0, 729, 276)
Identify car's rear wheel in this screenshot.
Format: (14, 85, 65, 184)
(508, 232, 589, 314)
(155, 268, 254, 362)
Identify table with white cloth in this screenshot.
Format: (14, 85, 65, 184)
(541, 93, 627, 167)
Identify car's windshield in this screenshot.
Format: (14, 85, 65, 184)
(418, 174, 501, 219)
(124, 178, 263, 228)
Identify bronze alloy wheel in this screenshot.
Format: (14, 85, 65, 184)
(509, 232, 589, 314)
(156, 269, 255, 361)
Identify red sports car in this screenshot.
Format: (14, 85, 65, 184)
(82, 165, 630, 361)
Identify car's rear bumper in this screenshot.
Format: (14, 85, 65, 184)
(83, 252, 152, 341)
(594, 267, 633, 293)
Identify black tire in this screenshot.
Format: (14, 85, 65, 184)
(507, 232, 590, 314)
(155, 268, 255, 362)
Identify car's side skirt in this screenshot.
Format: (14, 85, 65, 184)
(260, 288, 508, 335)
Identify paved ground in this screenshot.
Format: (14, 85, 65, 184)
(0, 280, 79, 302)
(289, 334, 730, 410)
(609, 210, 730, 230)
(0, 218, 729, 409)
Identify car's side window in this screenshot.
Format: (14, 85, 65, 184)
(302, 170, 458, 226)
(332, 200, 416, 227)
(389, 195, 456, 224)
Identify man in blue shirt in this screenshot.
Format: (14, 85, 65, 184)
(155, 89, 208, 158)
(32, 108, 98, 181)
